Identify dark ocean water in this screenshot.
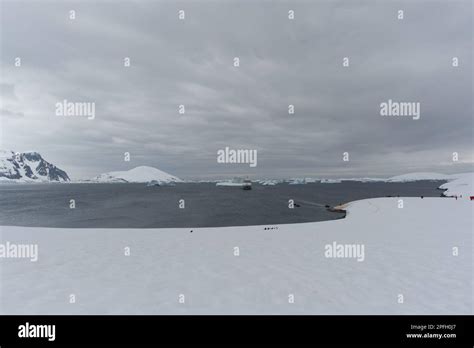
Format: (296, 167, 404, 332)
(0, 181, 446, 228)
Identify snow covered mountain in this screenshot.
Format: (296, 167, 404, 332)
(92, 166, 182, 183)
(0, 150, 70, 182)
(387, 172, 453, 182)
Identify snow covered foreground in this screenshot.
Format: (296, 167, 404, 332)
(0, 176, 472, 315)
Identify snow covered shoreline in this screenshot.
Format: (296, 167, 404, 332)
(0, 174, 472, 315)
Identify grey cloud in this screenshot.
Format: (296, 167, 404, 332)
(0, 0, 472, 180)
(0, 108, 24, 119)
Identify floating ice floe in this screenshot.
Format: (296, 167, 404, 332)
(320, 178, 342, 184)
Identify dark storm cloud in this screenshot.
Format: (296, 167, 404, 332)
(0, 0, 472, 179)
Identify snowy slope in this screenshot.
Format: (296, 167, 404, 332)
(388, 172, 453, 182)
(92, 166, 181, 183)
(0, 150, 70, 182)
(438, 173, 473, 197)
(388, 172, 473, 197)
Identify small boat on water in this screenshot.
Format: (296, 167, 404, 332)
(242, 179, 252, 190)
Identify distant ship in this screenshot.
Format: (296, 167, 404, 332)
(242, 179, 252, 190)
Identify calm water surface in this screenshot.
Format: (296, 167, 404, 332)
(0, 181, 446, 228)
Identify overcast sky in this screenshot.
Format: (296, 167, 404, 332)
(1, 0, 472, 180)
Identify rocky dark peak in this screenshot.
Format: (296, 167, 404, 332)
(0, 150, 70, 182)
(22, 152, 43, 161)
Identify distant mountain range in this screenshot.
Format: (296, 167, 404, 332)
(0, 150, 182, 184)
(0, 149, 470, 186)
(0, 150, 70, 182)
